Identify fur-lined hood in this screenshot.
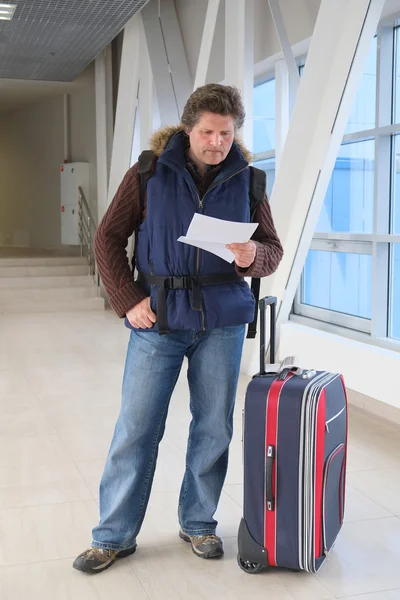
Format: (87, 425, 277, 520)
(150, 125, 252, 164)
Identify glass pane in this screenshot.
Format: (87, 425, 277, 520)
(389, 244, 400, 339)
(253, 79, 275, 153)
(391, 135, 400, 234)
(346, 37, 377, 134)
(253, 158, 275, 199)
(316, 140, 375, 234)
(302, 250, 372, 319)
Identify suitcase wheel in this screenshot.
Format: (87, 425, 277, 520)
(237, 553, 266, 574)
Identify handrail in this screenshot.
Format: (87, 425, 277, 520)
(78, 186, 100, 293)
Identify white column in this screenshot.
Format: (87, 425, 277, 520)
(141, 0, 193, 124)
(274, 58, 290, 169)
(194, 0, 220, 90)
(95, 46, 113, 220)
(225, 0, 255, 149)
(244, 0, 385, 374)
(107, 16, 140, 205)
(139, 16, 154, 151)
(268, 0, 300, 114)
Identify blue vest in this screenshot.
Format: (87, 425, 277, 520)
(131, 131, 255, 332)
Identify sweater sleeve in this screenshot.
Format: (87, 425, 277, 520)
(94, 164, 148, 318)
(235, 196, 284, 278)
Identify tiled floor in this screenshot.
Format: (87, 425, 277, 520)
(0, 309, 400, 599)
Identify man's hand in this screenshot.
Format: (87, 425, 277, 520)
(226, 241, 256, 269)
(126, 297, 157, 329)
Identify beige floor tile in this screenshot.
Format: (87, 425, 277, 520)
(128, 537, 333, 600)
(0, 434, 71, 468)
(346, 441, 399, 472)
(0, 462, 92, 509)
(24, 365, 112, 397)
(339, 591, 400, 600)
(347, 469, 400, 515)
(137, 488, 243, 549)
(344, 485, 393, 521)
(0, 393, 43, 416)
(0, 557, 149, 600)
(40, 402, 119, 434)
(0, 370, 34, 397)
(74, 459, 105, 499)
(0, 410, 55, 437)
(315, 517, 400, 597)
(37, 388, 120, 408)
(225, 424, 244, 486)
(223, 484, 243, 508)
(0, 501, 99, 567)
(58, 427, 115, 462)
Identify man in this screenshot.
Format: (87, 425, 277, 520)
(73, 84, 283, 574)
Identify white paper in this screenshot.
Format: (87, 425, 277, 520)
(178, 214, 259, 263)
(177, 238, 235, 262)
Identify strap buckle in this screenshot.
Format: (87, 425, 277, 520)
(168, 276, 191, 290)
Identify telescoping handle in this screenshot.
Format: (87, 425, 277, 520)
(258, 296, 277, 376)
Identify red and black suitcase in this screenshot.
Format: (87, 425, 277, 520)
(238, 296, 348, 574)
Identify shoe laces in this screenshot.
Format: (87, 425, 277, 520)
(193, 534, 220, 547)
(88, 547, 114, 561)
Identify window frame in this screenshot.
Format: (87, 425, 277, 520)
(293, 22, 400, 345)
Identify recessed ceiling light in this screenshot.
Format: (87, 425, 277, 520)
(0, 3, 17, 21)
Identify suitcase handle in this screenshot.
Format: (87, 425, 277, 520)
(266, 444, 275, 511)
(259, 296, 277, 375)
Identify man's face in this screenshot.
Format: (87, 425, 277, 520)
(186, 112, 235, 167)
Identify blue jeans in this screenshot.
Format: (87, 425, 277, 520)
(91, 325, 246, 551)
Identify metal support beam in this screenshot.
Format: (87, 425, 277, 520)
(107, 16, 140, 205)
(268, 0, 300, 112)
(95, 45, 113, 220)
(194, 0, 220, 90)
(139, 16, 154, 151)
(275, 59, 290, 169)
(142, 0, 193, 124)
(225, 0, 255, 149)
(244, 0, 385, 374)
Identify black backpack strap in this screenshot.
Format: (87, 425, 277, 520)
(247, 166, 267, 340)
(132, 150, 157, 272)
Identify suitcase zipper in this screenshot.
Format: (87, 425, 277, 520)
(325, 406, 346, 433)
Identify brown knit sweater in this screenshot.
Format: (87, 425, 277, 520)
(95, 131, 283, 319)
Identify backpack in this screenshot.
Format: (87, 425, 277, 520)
(134, 150, 267, 339)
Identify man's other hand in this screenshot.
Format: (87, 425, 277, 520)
(126, 297, 157, 329)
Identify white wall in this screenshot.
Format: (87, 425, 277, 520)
(0, 64, 97, 249)
(68, 65, 98, 223)
(0, 96, 64, 249)
(279, 322, 400, 412)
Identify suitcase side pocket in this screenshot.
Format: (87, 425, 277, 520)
(322, 444, 346, 554)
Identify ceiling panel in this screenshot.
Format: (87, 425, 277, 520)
(0, 0, 149, 81)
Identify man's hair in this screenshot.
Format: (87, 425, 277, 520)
(181, 83, 245, 130)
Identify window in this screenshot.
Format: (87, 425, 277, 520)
(391, 135, 400, 234)
(295, 28, 400, 345)
(253, 79, 276, 154)
(316, 140, 375, 234)
(301, 250, 372, 330)
(389, 244, 400, 339)
(253, 157, 275, 199)
(253, 78, 276, 199)
(346, 37, 377, 134)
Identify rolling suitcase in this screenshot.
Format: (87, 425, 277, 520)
(237, 296, 348, 575)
